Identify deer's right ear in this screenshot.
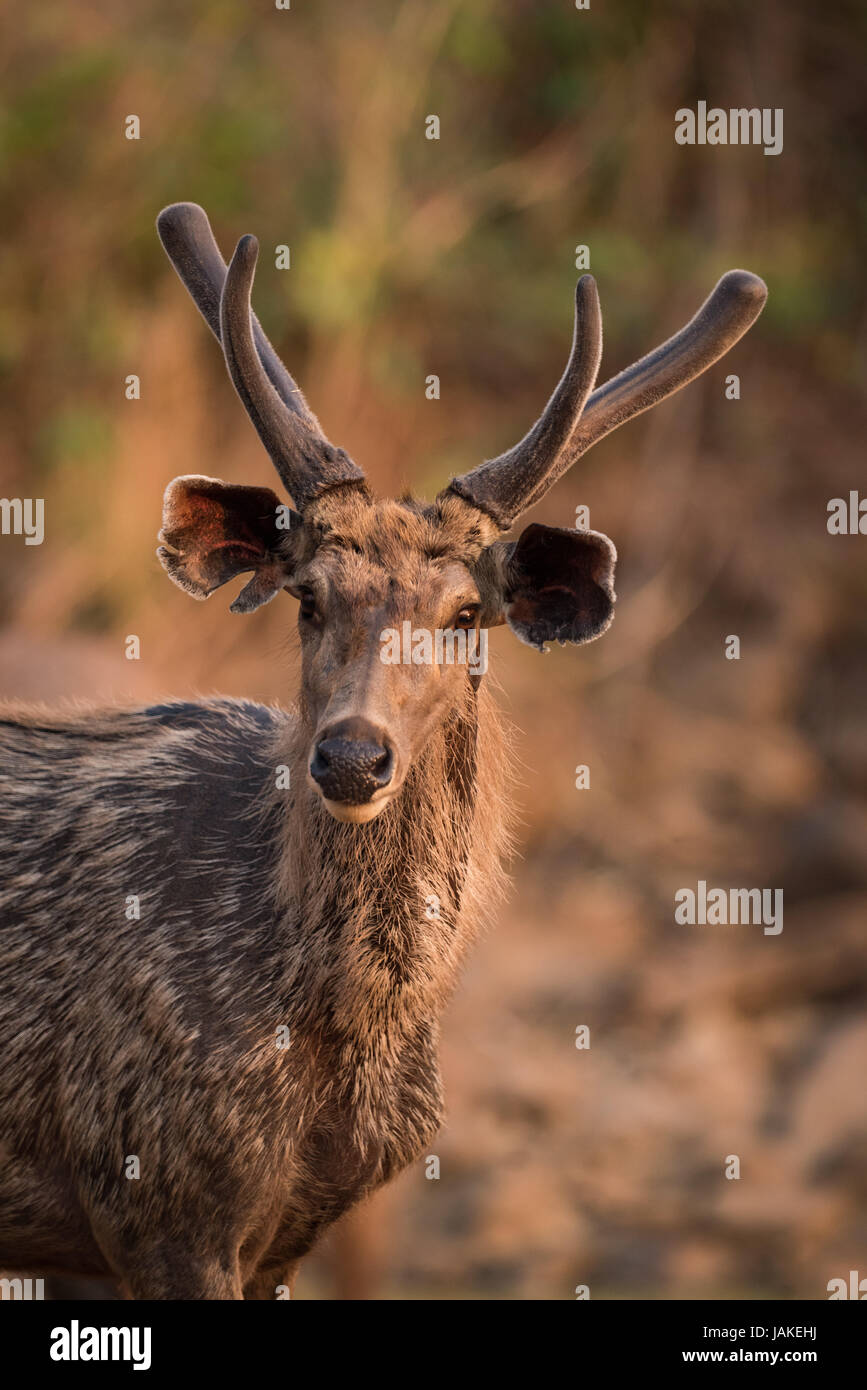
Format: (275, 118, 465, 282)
(157, 475, 301, 613)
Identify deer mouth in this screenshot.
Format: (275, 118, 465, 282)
(317, 790, 396, 825)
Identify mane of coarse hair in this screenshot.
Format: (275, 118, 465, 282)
(267, 675, 517, 1040)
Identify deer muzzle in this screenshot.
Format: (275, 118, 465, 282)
(309, 717, 396, 820)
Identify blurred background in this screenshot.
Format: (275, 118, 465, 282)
(0, 0, 865, 1299)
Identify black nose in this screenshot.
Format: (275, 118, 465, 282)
(310, 721, 394, 804)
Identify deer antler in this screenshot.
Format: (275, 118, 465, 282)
(443, 269, 767, 530)
(157, 202, 366, 512)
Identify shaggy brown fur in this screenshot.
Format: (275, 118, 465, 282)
(0, 200, 764, 1297)
(0, 495, 514, 1300)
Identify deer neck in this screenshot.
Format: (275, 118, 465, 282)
(274, 679, 511, 1042)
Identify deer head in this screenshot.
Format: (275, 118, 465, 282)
(156, 203, 766, 824)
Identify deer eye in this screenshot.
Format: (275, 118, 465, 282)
(298, 589, 317, 621)
(453, 605, 479, 630)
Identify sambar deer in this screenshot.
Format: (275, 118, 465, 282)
(0, 203, 766, 1298)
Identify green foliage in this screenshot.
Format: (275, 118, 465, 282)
(0, 0, 864, 612)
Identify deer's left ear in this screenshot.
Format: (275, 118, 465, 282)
(157, 475, 301, 613)
(487, 522, 616, 650)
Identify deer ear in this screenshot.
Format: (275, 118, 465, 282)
(499, 522, 616, 650)
(157, 475, 301, 613)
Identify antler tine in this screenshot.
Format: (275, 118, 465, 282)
(157, 202, 366, 512)
(220, 235, 366, 513)
(446, 269, 767, 529)
(518, 269, 768, 514)
(443, 275, 602, 530)
(156, 201, 319, 431)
